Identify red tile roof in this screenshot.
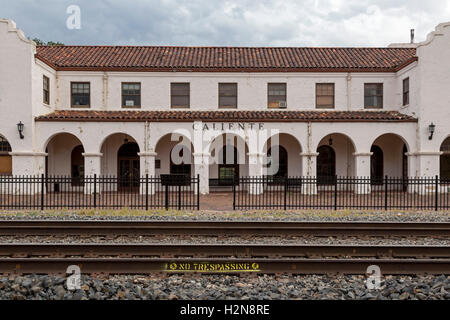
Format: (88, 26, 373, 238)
(35, 110, 417, 122)
(35, 46, 417, 72)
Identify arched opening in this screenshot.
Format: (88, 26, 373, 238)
(317, 145, 335, 185)
(370, 133, 409, 178)
(0, 135, 12, 175)
(440, 137, 450, 179)
(117, 142, 140, 188)
(99, 133, 140, 177)
(155, 133, 194, 177)
(209, 133, 248, 188)
(263, 133, 302, 177)
(71, 145, 85, 186)
(170, 145, 192, 175)
(316, 133, 355, 181)
(45, 133, 84, 177)
(370, 145, 383, 185)
(267, 146, 288, 177)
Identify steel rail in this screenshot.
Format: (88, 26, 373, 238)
(1, 243, 449, 259)
(1, 257, 449, 275)
(0, 220, 449, 236)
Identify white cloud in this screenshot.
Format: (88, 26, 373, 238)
(1, 0, 450, 46)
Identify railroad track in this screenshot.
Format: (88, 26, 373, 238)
(0, 220, 449, 237)
(0, 220, 449, 275)
(0, 243, 449, 275)
(1, 243, 449, 259)
(2, 257, 449, 275)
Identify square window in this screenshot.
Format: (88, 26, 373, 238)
(268, 83, 287, 108)
(219, 83, 237, 108)
(71, 82, 90, 107)
(171, 83, 190, 108)
(316, 83, 334, 108)
(364, 83, 383, 108)
(122, 82, 141, 108)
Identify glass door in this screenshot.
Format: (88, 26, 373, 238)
(118, 158, 140, 189)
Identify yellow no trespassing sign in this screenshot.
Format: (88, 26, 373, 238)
(166, 262, 260, 273)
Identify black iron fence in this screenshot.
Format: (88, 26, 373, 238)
(2, 175, 450, 211)
(233, 176, 450, 211)
(0, 174, 199, 210)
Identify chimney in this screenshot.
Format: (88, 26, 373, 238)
(410, 29, 415, 43)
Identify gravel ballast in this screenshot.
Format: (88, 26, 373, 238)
(0, 235, 448, 246)
(0, 210, 449, 222)
(1, 274, 449, 300)
(0, 210, 448, 300)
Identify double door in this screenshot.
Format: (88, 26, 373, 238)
(118, 158, 140, 188)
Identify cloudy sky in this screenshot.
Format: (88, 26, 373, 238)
(2, 0, 450, 46)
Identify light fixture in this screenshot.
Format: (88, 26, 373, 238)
(428, 123, 435, 140)
(17, 121, 24, 139)
(329, 136, 333, 146)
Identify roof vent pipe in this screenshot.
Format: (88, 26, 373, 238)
(410, 29, 415, 43)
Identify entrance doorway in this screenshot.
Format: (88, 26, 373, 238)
(267, 146, 288, 177)
(370, 145, 383, 185)
(440, 137, 450, 179)
(402, 144, 408, 191)
(317, 145, 335, 185)
(118, 142, 140, 188)
(0, 135, 12, 175)
(218, 145, 239, 185)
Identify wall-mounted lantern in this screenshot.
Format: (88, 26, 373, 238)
(329, 136, 333, 146)
(17, 121, 24, 139)
(428, 123, 436, 140)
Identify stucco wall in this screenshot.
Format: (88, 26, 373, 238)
(0, 20, 34, 153)
(1, 19, 450, 180)
(416, 23, 450, 155)
(53, 71, 403, 112)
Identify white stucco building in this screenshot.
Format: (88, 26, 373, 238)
(0, 19, 449, 194)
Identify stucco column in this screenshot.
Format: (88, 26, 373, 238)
(83, 153, 102, 194)
(9, 152, 47, 194)
(300, 152, 318, 195)
(353, 152, 372, 194)
(405, 152, 417, 194)
(138, 151, 157, 195)
(194, 152, 209, 194)
(415, 152, 442, 195)
(415, 152, 441, 177)
(9, 152, 47, 176)
(248, 153, 264, 195)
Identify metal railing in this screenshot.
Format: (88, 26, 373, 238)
(2, 174, 449, 211)
(233, 176, 450, 211)
(0, 174, 200, 210)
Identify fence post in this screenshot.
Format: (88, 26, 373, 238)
(165, 184, 169, 210)
(197, 174, 200, 210)
(178, 185, 181, 210)
(40, 174, 44, 211)
(232, 176, 236, 210)
(193, 174, 199, 210)
(435, 175, 439, 211)
(284, 176, 287, 211)
(334, 175, 337, 211)
(145, 174, 149, 211)
(384, 175, 388, 210)
(93, 174, 97, 209)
